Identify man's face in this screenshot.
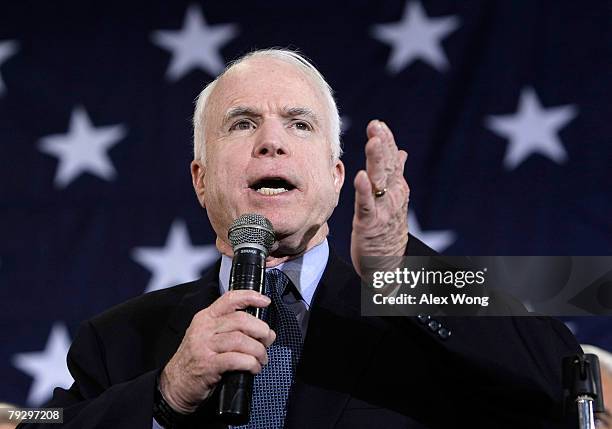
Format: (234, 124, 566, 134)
(191, 57, 345, 255)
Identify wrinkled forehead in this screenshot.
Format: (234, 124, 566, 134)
(204, 57, 331, 128)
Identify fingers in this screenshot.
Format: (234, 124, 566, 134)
(162, 291, 276, 409)
(365, 120, 401, 192)
(211, 352, 263, 376)
(365, 136, 387, 191)
(212, 332, 270, 365)
(207, 290, 271, 318)
(356, 120, 410, 227)
(216, 311, 276, 347)
(366, 120, 389, 191)
(389, 150, 409, 188)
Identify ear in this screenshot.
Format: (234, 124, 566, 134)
(333, 159, 345, 193)
(190, 160, 207, 208)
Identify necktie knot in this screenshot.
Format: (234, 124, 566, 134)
(266, 268, 290, 297)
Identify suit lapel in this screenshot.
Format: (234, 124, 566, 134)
(285, 249, 386, 428)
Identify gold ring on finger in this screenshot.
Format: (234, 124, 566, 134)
(374, 188, 387, 198)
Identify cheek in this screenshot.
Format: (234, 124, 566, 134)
(204, 163, 236, 206)
(208, 149, 247, 184)
(308, 166, 339, 205)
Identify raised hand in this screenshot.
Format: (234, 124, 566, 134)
(351, 120, 410, 276)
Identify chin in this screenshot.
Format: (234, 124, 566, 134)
(267, 217, 299, 236)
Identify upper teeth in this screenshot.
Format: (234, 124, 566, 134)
(257, 187, 288, 195)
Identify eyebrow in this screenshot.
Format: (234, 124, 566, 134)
(222, 106, 321, 128)
(282, 107, 321, 127)
(223, 106, 262, 126)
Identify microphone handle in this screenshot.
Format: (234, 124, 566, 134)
(217, 248, 266, 425)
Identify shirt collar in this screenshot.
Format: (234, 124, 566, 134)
(218, 239, 329, 308)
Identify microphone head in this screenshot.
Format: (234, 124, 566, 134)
(228, 214, 275, 254)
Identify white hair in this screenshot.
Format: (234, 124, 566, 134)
(192, 48, 343, 163)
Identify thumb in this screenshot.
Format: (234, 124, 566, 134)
(354, 170, 375, 222)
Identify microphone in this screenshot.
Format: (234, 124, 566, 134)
(217, 213, 275, 425)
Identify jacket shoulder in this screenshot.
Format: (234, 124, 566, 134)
(88, 280, 203, 331)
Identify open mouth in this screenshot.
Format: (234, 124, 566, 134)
(249, 177, 296, 196)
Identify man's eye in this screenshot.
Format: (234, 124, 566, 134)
(293, 121, 312, 131)
(230, 120, 255, 131)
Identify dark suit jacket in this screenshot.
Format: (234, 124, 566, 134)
(20, 236, 581, 428)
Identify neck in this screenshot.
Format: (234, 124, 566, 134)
(216, 223, 329, 267)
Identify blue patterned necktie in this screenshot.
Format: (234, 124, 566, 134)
(235, 269, 303, 429)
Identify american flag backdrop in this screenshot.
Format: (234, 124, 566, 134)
(1, 0, 611, 408)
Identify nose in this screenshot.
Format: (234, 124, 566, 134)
(252, 120, 290, 158)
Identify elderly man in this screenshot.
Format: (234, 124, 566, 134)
(20, 49, 580, 429)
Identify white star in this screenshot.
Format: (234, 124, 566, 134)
(0, 40, 18, 95)
(372, 1, 460, 73)
(485, 87, 578, 170)
(12, 323, 74, 406)
(151, 4, 238, 81)
(38, 107, 127, 188)
(409, 212, 456, 252)
(132, 219, 219, 293)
